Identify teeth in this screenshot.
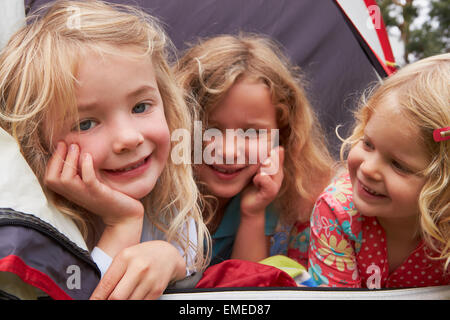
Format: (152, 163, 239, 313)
(112, 160, 145, 172)
(362, 184, 382, 196)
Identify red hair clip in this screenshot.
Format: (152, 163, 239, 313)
(433, 127, 450, 142)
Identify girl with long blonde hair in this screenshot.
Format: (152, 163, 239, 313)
(175, 34, 334, 265)
(0, 0, 210, 299)
(306, 53, 449, 288)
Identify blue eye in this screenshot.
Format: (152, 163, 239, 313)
(133, 103, 150, 114)
(77, 119, 97, 131)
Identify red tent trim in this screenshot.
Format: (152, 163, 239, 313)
(363, 0, 397, 73)
(0, 254, 72, 300)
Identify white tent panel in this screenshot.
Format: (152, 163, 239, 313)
(0, 0, 26, 49)
(0, 127, 89, 251)
(336, 0, 386, 62)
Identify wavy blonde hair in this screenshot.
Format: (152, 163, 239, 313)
(341, 53, 450, 269)
(0, 0, 210, 271)
(174, 34, 334, 226)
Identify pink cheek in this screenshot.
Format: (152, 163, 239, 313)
(346, 149, 362, 185)
(149, 125, 171, 147)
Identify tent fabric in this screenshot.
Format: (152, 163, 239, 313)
(0, 127, 88, 251)
(0, 0, 25, 49)
(0, 209, 101, 300)
(363, 0, 396, 72)
(26, 0, 392, 156)
(0, 125, 100, 300)
(336, 0, 396, 74)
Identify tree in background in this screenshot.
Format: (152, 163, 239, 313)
(377, 0, 449, 64)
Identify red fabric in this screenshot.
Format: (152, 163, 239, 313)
(0, 254, 72, 300)
(196, 259, 297, 288)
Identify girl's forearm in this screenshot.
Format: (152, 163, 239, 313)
(231, 212, 269, 262)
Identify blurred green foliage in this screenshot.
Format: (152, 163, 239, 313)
(377, 0, 449, 64)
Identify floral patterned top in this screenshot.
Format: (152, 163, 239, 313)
(304, 172, 449, 288)
(287, 222, 310, 268)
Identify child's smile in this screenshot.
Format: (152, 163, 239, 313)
(355, 177, 387, 200)
(195, 77, 278, 200)
(207, 164, 247, 180)
(54, 47, 170, 200)
(347, 97, 429, 223)
(102, 154, 152, 177)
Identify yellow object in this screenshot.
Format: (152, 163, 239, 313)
(259, 255, 307, 279)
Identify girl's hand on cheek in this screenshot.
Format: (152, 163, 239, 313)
(240, 146, 285, 217)
(232, 147, 284, 261)
(44, 141, 144, 226)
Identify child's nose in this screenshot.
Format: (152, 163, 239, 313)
(216, 133, 244, 164)
(112, 127, 144, 154)
(360, 154, 382, 181)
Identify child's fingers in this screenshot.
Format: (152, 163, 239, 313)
(260, 146, 278, 175)
(128, 272, 164, 300)
(60, 143, 80, 181)
(127, 281, 150, 300)
(260, 146, 284, 178)
(143, 282, 166, 300)
(252, 171, 275, 193)
(270, 146, 284, 186)
(253, 146, 284, 198)
(80, 153, 98, 188)
(80, 153, 110, 201)
(45, 141, 67, 181)
(90, 257, 127, 300)
(107, 267, 141, 300)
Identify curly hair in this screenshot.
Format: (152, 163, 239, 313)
(341, 53, 450, 269)
(174, 33, 335, 226)
(0, 0, 210, 271)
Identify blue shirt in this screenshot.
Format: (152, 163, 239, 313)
(210, 193, 278, 265)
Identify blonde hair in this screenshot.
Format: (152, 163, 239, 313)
(341, 53, 450, 269)
(0, 0, 210, 271)
(174, 34, 334, 225)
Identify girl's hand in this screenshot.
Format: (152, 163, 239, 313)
(44, 141, 144, 226)
(231, 146, 284, 262)
(240, 146, 285, 217)
(90, 241, 186, 300)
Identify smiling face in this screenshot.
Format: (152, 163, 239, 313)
(53, 48, 170, 200)
(195, 77, 278, 202)
(347, 96, 430, 224)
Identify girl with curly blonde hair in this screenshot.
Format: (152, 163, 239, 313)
(0, 0, 209, 299)
(175, 34, 334, 265)
(307, 53, 450, 288)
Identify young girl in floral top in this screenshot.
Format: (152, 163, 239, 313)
(293, 53, 450, 288)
